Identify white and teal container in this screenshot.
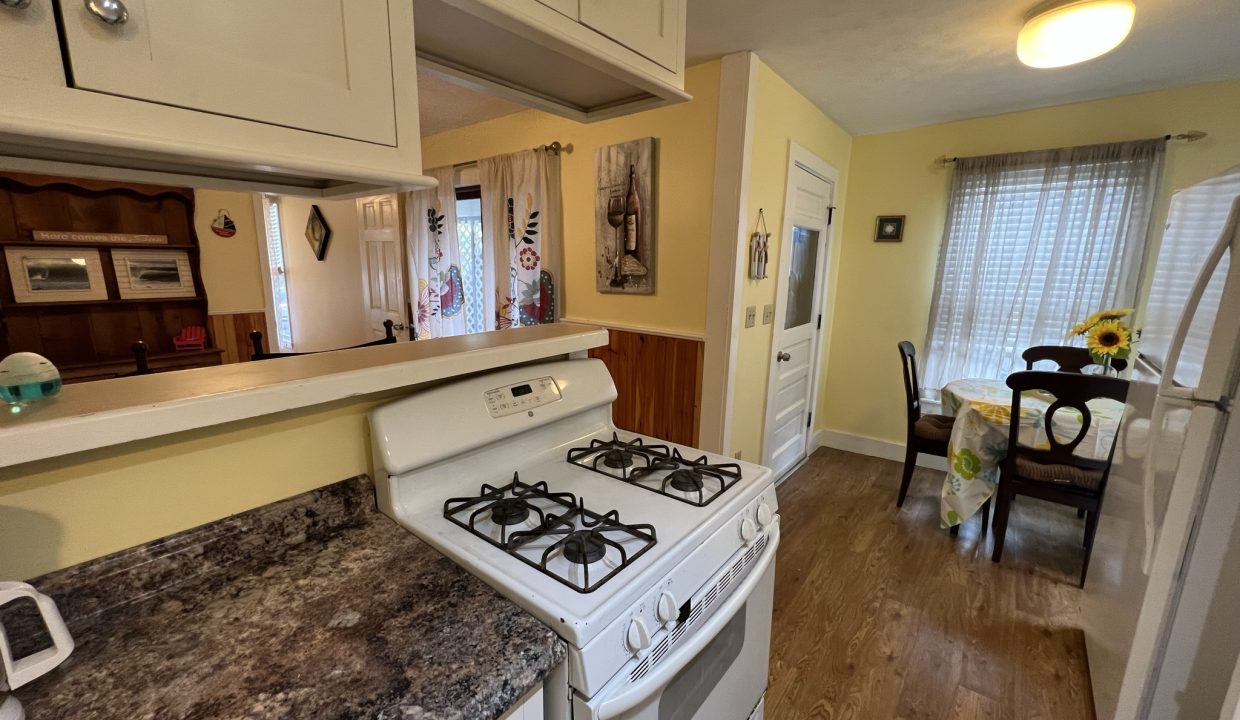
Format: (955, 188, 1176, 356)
(0, 352, 62, 406)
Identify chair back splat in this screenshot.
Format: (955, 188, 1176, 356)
(249, 320, 397, 361)
(1022, 345, 1128, 373)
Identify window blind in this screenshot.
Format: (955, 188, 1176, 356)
(262, 196, 294, 351)
(922, 139, 1165, 396)
(1140, 167, 1240, 386)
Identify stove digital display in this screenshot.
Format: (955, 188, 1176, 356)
(511, 384, 533, 397)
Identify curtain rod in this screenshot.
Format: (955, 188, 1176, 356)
(452, 141, 573, 169)
(933, 130, 1208, 168)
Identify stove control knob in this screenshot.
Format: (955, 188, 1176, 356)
(656, 591, 678, 627)
(739, 516, 758, 545)
(756, 502, 775, 528)
(626, 618, 651, 656)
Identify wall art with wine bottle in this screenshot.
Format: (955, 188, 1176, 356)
(594, 137, 657, 295)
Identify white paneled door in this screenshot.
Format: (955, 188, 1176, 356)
(56, 0, 397, 144)
(358, 195, 408, 341)
(763, 144, 836, 479)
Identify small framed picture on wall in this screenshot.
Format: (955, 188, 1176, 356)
(875, 215, 905, 242)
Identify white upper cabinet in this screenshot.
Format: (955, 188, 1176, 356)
(412, 0, 688, 123)
(0, 0, 66, 85)
(580, 0, 679, 71)
(56, 0, 397, 145)
(536, 0, 578, 20)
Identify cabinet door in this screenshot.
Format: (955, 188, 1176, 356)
(56, 0, 396, 145)
(0, 0, 66, 85)
(536, 0, 578, 20)
(579, 0, 680, 71)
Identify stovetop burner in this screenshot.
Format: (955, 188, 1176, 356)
(601, 448, 636, 469)
(444, 473, 656, 593)
(666, 467, 706, 493)
(567, 435, 744, 507)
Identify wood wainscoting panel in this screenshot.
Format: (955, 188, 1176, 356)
(587, 328, 704, 446)
(209, 312, 268, 364)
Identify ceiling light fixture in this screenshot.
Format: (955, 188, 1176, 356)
(1018, 0, 1136, 68)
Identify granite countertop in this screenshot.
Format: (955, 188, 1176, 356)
(1, 477, 566, 720)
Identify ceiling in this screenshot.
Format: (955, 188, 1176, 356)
(686, 0, 1240, 135)
(417, 68, 525, 137)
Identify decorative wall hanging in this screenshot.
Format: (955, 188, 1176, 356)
(750, 209, 770, 279)
(595, 137, 656, 295)
(31, 230, 167, 245)
(875, 215, 905, 242)
(4, 247, 108, 303)
(111, 248, 197, 299)
(209, 209, 237, 238)
(305, 205, 332, 261)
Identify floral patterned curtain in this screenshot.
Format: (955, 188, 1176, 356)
(406, 166, 467, 340)
(478, 149, 562, 330)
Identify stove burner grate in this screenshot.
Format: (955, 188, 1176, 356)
(568, 435, 744, 507)
(444, 473, 656, 593)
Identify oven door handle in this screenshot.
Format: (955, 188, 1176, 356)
(597, 522, 781, 720)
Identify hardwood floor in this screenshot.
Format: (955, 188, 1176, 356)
(767, 448, 1096, 720)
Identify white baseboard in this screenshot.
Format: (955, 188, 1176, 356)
(810, 428, 948, 471)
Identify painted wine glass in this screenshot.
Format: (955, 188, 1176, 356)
(606, 196, 626, 287)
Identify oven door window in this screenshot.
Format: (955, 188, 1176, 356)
(658, 605, 746, 720)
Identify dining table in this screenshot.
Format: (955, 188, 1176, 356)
(938, 377, 1127, 528)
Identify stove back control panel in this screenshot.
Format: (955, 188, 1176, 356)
(484, 376, 562, 418)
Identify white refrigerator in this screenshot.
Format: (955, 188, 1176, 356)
(1083, 167, 1240, 720)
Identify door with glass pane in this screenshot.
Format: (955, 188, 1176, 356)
(763, 149, 834, 478)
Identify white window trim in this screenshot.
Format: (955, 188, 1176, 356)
(253, 194, 295, 352)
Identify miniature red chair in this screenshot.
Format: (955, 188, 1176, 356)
(173, 325, 208, 351)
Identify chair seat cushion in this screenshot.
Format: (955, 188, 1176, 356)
(1014, 456, 1105, 491)
(914, 414, 955, 442)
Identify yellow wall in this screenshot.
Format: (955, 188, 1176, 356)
(728, 60, 854, 462)
(194, 189, 266, 314)
(277, 196, 372, 352)
(0, 395, 397, 580)
(421, 61, 722, 339)
(818, 78, 1240, 446)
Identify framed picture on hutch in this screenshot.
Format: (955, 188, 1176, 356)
(111, 249, 197, 299)
(4, 247, 109, 303)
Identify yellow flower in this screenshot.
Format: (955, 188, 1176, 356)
(1086, 320, 1131, 357)
(1071, 307, 1135, 335)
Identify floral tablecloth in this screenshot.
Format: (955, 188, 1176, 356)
(938, 378, 1125, 528)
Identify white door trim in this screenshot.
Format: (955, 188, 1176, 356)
(761, 141, 837, 473)
(700, 51, 758, 455)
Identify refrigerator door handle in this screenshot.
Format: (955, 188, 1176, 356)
(1140, 393, 1201, 573)
(1158, 198, 1240, 402)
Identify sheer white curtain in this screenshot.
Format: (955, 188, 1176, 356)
(478, 149, 563, 329)
(406, 166, 467, 340)
(922, 139, 1165, 397)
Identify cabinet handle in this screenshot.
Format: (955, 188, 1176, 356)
(84, 0, 127, 24)
(0, 0, 33, 9)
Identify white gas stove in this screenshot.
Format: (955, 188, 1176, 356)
(370, 359, 780, 720)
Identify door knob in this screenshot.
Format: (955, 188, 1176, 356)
(0, 0, 32, 10)
(776, 351, 791, 362)
(390, 322, 406, 332)
(84, 0, 127, 24)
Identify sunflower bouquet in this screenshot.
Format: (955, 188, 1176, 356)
(1070, 308, 1135, 369)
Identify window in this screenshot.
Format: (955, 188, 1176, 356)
(260, 195, 294, 351)
(455, 186, 486, 335)
(921, 140, 1165, 397)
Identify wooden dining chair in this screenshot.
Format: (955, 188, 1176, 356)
(249, 320, 397, 360)
(1022, 345, 1127, 373)
(990, 370, 1129, 586)
(896, 341, 956, 508)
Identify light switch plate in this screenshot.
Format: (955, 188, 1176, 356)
(762, 304, 775, 325)
(745, 306, 756, 328)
